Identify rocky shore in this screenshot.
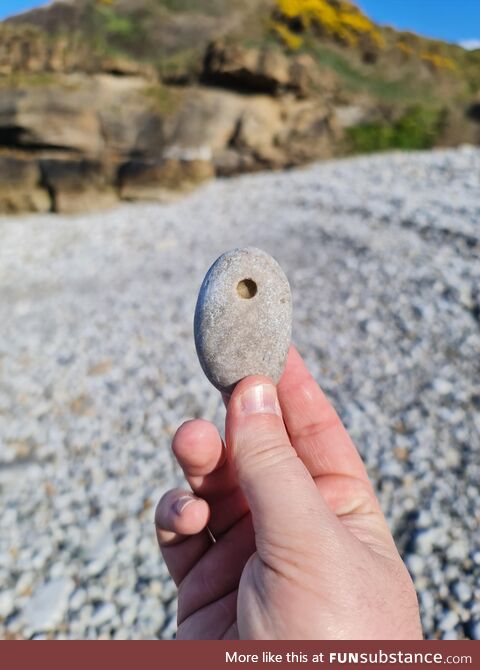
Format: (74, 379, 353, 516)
(0, 148, 479, 639)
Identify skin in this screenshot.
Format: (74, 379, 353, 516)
(155, 346, 423, 640)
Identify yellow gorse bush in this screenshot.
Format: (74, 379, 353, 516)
(275, 0, 384, 48)
(421, 52, 456, 71)
(396, 41, 414, 57)
(270, 20, 303, 51)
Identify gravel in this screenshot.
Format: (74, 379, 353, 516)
(0, 147, 479, 639)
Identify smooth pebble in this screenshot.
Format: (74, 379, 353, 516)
(194, 247, 292, 394)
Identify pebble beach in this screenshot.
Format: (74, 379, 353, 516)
(0, 147, 479, 639)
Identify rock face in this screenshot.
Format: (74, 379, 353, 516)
(203, 41, 336, 99)
(0, 73, 186, 212)
(0, 25, 91, 75)
(0, 74, 162, 158)
(194, 248, 292, 394)
(0, 18, 350, 213)
(165, 86, 338, 176)
(0, 68, 341, 213)
(40, 159, 118, 214)
(118, 156, 214, 201)
(0, 156, 50, 213)
(203, 41, 291, 94)
(0, 18, 349, 214)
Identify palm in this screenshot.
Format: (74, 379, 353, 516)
(175, 480, 385, 640)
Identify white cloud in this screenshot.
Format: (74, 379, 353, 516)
(459, 39, 480, 51)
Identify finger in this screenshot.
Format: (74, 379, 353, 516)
(173, 420, 249, 536)
(177, 513, 255, 624)
(226, 376, 340, 564)
(279, 348, 393, 548)
(278, 346, 371, 483)
(172, 420, 226, 483)
(155, 489, 211, 585)
(177, 589, 238, 640)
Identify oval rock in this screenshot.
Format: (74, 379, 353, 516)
(194, 247, 292, 394)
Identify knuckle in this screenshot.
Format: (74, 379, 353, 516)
(236, 423, 297, 473)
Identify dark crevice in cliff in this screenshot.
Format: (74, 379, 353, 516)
(467, 102, 480, 122)
(0, 126, 80, 153)
(200, 71, 279, 96)
(38, 165, 56, 213)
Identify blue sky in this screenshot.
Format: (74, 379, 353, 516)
(0, 0, 44, 21)
(359, 0, 480, 46)
(1, 1, 479, 47)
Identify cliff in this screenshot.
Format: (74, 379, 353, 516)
(1, 0, 479, 213)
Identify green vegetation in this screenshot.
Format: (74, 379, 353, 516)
(0, 72, 57, 89)
(82, 1, 150, 59)
(348, 106, 446, 153)
(157, 47, 203, 82)
(157, 0, 226, 14)
(95, 5, 138, 40)
(306, 43, 437, 103)
(142, 84, 184, 117)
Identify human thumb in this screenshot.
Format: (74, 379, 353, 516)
(225, 376, 335, 555)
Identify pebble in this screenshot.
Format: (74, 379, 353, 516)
(438, 610, 460, 631)
(441, 629, 459, 640)
(90, 603, 117, 628)
(414, 528, 446, 556)
(0, 590, 14, 618)
(86, 528, 116, 577)
(22, 578, 75, 632)
(69, 589, 88, 612)
(405, 554, 424, 576)
(468, 619, 480, 640)
(452, 581, 472, 604)
(194, 247, 292, 393)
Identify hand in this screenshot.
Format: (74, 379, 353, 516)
(155, 347, 422, 640)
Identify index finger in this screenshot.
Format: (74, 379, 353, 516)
(278, 346, 370, 483)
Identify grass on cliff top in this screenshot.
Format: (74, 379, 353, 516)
(156, 0, 230, 14)
(156, 47, 204, 81)
(309, 43, 437, 103)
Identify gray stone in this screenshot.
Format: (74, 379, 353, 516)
(69, 588, 87, 612)
(441, 629, 459, 640)
(414, 527, 446, 556)
(194, 247, 292, 394)
(23, 578, 74, 632)
(405, 554, 424, 576)
(86, 527, 116, 577)
(452, 581, 472, 603)
(438, 610, 460, 631)
(91, 602, 117, 628)
(468, 619, 480, 640)
(0, 590, 14, 618)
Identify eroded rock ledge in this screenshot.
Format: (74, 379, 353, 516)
(0, 37, 477, 214)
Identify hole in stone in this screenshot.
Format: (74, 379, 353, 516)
(237, 278, 257, 299)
